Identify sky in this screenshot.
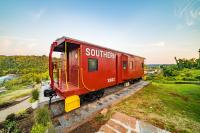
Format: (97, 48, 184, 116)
(0, 0, 200, 64)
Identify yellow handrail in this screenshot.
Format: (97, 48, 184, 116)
(80, 68, 94, 91)
(78, 48, 93, 91)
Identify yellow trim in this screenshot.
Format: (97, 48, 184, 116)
(65, 42, 69, 90)
(80, 68, 94, 91)
(59, 68, 61, 86)
(79, 48, 93, 91)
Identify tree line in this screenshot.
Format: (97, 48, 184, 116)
(174, 57, 200, 69)
(0, 55, 49, 90)
(0, 55, 48, 76)
(159, 58, 200, 81)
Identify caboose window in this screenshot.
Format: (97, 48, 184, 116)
(129, 61, 133, 69)
(123, 61, 127, 70)
(88, 58, 98, 72)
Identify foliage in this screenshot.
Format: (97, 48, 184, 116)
(31, 107, 52, 133)
(6, 113, 16, 121)
(157, 67, 200, 82)
(34, 107, 51, 126)
(31, 89, 39, 101)
(15, 109, 29, 118)
(2, 71, 49, 90)
(3, 114, 21, 133)
(3, 120, 20, 133)
(175, 57, 200, 69)
(148, 57, 200, 82)
(161, 65, 179, 77)
(0, 89, 32, 106)
(31, 123, 47, 133)
(0, 55, 49, 90)
(0, 55, 48, 76)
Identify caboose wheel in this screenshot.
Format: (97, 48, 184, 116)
(96, 89, 104, 99)
(81, 89, 104, 102)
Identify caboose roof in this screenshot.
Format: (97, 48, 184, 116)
(53, 36, 145, 59)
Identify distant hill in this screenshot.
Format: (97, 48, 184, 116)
(0, 55, 48, 76)
(147, 64, 174, 66)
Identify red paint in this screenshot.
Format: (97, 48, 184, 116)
(69, 49, 79, 86)
(49, 37, 145, 99)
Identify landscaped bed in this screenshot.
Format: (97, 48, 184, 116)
(73, 82, 200, 133)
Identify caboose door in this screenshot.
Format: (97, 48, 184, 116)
(122, 54, 128, 80)
(68, 48, 79, 86)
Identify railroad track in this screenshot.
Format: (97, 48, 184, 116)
(49, 80, 150, 133)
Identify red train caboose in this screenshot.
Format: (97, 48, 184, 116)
(46, 37, 145, 112)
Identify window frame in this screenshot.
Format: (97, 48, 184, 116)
(129, 61, 133, 69)
(88, 58, 98, 72)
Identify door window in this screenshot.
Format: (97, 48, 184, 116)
(123, 61, 127, 70)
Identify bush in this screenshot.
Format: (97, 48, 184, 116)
(34, 107, 51, 126)
(146, 74, 155, 80)
(6, 113, 16, 121)
(32, 89, 39, 101)
(162, 65, 179, 77)
(195, 75, 200, 80)
(31, 107, 52, 133)
(3, 120, 20, 133)
(31, 123, 46, 133)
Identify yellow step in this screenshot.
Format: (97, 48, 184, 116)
(65, 95, 80, 112)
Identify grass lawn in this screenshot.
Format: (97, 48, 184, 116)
(0, 84, 41, 106)
(97, 83, 200, 133)
(0, 89, 32, 106)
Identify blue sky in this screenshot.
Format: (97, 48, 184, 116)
(0, 0, 200, 64)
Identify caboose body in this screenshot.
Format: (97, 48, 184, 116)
(48, 37, 144, 112)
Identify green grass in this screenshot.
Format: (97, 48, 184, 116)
(0, 89, 32, 106)
(0, 84, 41, 106)
(99, 83, 200, 133)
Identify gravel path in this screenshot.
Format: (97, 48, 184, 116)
(0, 82, 59, 123)
(0, 97, 31, 122)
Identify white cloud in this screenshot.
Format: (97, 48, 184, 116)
(175, 0, 200, 27)
(32, 8, 46, 21)
(151, 42, 165, 47)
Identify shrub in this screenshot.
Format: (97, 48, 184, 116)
(185, 71, 192, 77)
(182, 77, 196, 81)
(146, 74, 155, 80)
(6, 113, 16, 121)
(34, 107, 51, 126)
(32, 89, 39, 101)
(162, 65, 179, 77)
(3, 120, 20, 133)
(31, 123, 46, 133)
(195, 75, 200, 80)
